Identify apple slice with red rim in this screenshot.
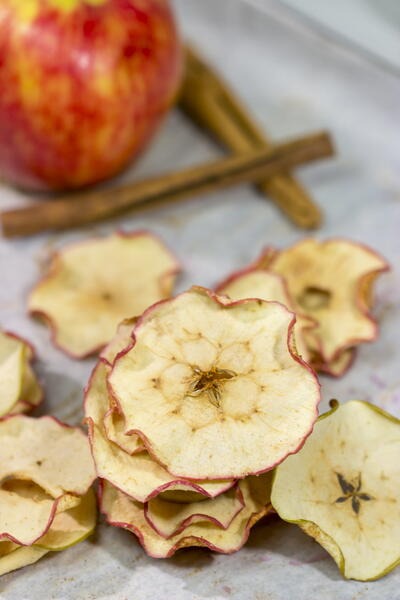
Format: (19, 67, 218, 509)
(99, 473, 272, 558)
(29, 232, 180, 359)
(108, 287, 320, 480)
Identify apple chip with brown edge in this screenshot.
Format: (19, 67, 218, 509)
(0, 415, 96, 547)
(310, 347, 355, 378)
(0, 331, 42, 417)
(108, 286, 320, 480)
(85, 361, 235, 503)
(99, 472, 273, 558)
(271, 400, 400, 581)
(216, 268, 316, 363)
(28, 231, 180, 359)
(264, 239, 389, 373)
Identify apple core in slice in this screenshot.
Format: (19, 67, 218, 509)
(271, 400, 400, 581)
(109, 287, 320, 480)
(85, 362, 235, 502)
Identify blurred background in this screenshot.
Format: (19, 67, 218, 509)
(249, 0, 400, 75)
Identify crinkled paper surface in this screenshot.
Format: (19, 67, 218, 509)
(0, 0, 399, 597)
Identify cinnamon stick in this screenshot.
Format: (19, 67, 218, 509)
(1, 132, 333, 238)
(180, 46, 323, 229)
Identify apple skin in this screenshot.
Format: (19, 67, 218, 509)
(0, 0, 182, 191)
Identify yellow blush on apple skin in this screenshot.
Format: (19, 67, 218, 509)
(7, 0, 107, 22)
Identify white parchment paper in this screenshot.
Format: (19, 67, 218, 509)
(0, 0, 399, 597)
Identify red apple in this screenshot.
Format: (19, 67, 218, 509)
(0, 0, 182, 191)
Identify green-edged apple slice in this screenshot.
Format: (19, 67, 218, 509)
(271, 400, 400, 581)
(0, 489, 96, 576)
(99, 473, 272, 558)
(0, 330, 42, 416)
(0, 543, 49, 577)
(28, 232, 180, 359)
(12, 362, 44, 415)
(109, 286, 320, 480)
(85, 362, 235, 502)
(0, 345, 25, 417)
(36, 489, 96, 551)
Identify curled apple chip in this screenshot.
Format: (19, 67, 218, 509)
(309, 347, 355, 378)
(271, 400, 400, 581)
(0, 544, 49, 578)
(100, 317, 138, 366)
(28, 232, 180, 358)
(0, 489, 96, 576)
(268, 239, 389, 365)
(145, 484, 244, 539)
(36, 489, 96, 551)
(0, 331, 42, 417)
(109, 287, 320, 480)
(216, 269, 316, 363)
(0, 416, 95, 546)
(99, 473, 272, 558)
(85, 362, 235, 502)
(103, 407, 145, 456)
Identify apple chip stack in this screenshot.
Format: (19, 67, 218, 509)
(0, 416, 96, 576)
(85, 286, 320, 557)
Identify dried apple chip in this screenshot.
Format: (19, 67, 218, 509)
(268, 239, 389, 365)
(100, 317, 138, 366)
(103, 407, 145, 456)
(99, 318, 146, 454)
(0, 331, 42, 417)
(29, 232, 180, 358)
(0, 416, 95, 546)
(109, 287, 320, 480)
(309, 347, 355, 378)
(85, 362, 235, 502)
(216, 268, 316, 363)
(13, 362, 44, 415)
(0, 544, 49, 577)
(99, 473, 272, 558)
(0, 490, 96, 576)
(36, 489, 96, 551)
(0, 345, 24, 417)
(271, 400, 400, 581)
(145, 484, 244, 539)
